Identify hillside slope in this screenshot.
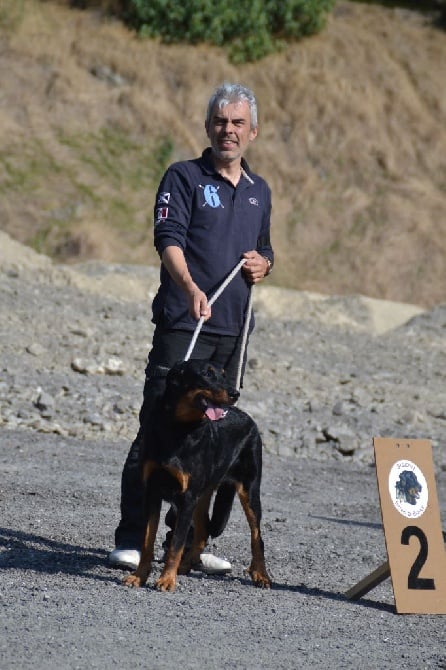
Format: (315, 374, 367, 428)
(0, 0, 445, 306)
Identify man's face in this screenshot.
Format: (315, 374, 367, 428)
(205, 100, 258, 165)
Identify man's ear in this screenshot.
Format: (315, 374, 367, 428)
(249, 126, 258, 142)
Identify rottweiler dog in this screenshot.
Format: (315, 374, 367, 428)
(123, 359, 271, 592)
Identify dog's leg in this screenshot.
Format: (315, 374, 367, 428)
(236, 482, 271, 589)
(209, 481, 236, 538)
(179, 489, 213, 573)
(156, 497, 195, 592)
(123, 499, 161, 589)
(156, 544, 184, 592)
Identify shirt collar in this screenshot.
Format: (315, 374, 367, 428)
(201, 147, 253, 183)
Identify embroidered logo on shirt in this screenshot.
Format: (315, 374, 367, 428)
(249, 197, 259, 206)
(199, 184, 224, 209)
(157, 192, 171, 205)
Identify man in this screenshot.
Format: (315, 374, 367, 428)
(109, 82, 274, 574)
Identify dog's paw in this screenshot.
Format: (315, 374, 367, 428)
(155, 574, 177, 592)
(122, 574, 144, 588)
(250, 570, 272, 589)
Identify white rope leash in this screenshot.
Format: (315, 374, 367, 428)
(183, 258, 253, 391)
(235, 283, 253, 391)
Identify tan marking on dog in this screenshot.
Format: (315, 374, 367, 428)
(163, 465, 190, 493)
(156, 545, 185, 592)
(236, 484, 271, 589)
(174, 390, 205, 422)
(123, 506, 161, 589)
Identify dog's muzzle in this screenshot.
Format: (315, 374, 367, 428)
(195, 394, 232, 421)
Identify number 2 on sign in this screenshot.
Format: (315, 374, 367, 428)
(401, 526, 435, 590)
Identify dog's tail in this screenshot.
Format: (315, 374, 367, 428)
(209, 482, 236, 538)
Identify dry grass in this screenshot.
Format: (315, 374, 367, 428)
(0, 0, 445, 306)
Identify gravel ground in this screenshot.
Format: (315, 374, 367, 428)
(1, 233, 445, 669)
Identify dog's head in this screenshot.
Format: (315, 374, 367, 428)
(164, 359, 239, 423)
(396, 470, 422, 505)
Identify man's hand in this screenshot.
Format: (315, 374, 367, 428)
(162, 246, 211, 321)
(187, 287, 211, 321)
(242, 250, 271, 284)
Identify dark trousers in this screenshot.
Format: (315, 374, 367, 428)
(114, 323, 247, 548)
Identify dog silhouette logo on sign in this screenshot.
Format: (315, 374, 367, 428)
(389, 460, 428, 519)
(395, 470, 422, 506)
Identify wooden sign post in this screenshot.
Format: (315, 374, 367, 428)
(346, 438, 446, 613)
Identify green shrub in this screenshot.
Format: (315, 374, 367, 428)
(128, 0, 335, 63)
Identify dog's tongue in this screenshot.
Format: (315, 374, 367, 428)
(205, 406, 228, 421)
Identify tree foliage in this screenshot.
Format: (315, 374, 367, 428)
(126, 0, 336, 63)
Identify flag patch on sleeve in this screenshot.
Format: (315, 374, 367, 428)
(155, 206, 168, 223)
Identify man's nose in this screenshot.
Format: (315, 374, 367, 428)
(222, 121, 235, 133)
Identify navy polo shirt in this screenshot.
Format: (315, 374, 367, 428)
(152, 148, 273, 336)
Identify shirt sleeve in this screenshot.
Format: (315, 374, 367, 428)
(153, 164, 193, 258)
(256, 182, 274, 269)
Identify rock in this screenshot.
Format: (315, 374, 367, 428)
(26, 343, 46, 357)
(32, 389, 55, 420)
(103, 357, 125, 376)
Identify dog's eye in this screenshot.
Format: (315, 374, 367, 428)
(206, 366, 217, 380)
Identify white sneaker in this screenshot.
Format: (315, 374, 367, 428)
(198, 553, 232, 575)
(108, 547, 140, 569)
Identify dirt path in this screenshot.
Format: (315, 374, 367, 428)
(1, 429, 445, 670)
(1, 235, 446, 668)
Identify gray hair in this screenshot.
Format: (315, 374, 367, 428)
(206, 83, 258, 129)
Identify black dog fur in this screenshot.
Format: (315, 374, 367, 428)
(123, 359, 271, 592)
